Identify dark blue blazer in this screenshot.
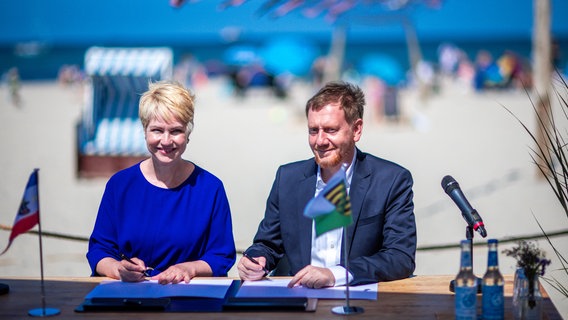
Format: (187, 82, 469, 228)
(245, 149, 417, 285)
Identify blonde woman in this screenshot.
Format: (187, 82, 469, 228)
(87, 81, 236, 284)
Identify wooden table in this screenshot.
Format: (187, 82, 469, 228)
(0, 275, 562, 319)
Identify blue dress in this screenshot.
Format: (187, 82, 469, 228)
(86, 163, 236, 276)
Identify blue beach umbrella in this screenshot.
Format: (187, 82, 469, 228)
(259, 37, 319, 76)
(359, 53, 404, 86)
(223, 44, 260, 66)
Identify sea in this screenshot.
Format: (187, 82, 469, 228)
(1, 38, 566, 81)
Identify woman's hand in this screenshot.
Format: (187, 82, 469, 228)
(95, 257, 148, 282)
(118, 257, 149, 282)
(152, 260, 212, 284)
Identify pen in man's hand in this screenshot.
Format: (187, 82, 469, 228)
(120, 253, 153, 277)
(243, 253, 269, 276)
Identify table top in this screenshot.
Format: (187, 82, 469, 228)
(0, 275, 562, 319)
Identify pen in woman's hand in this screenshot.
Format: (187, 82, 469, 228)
(243, 253, 269, 276)
(120, 253, 154, 277)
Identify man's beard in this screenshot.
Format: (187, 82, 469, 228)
(314, 149, 342, 169)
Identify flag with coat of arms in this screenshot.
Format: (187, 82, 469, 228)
(304, 166, 353, 237)
(1, 169, 40, 255)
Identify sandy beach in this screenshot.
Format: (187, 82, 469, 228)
(0, 77, 567, 317)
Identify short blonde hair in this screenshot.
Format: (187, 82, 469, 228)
(139, 80, 195, 135)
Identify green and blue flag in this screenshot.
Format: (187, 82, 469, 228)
(304, 167, 353, 237)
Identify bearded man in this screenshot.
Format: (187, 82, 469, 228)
(237, 81, 416, 288)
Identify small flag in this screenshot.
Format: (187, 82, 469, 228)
(1, 169, 40, 255)
(304, 167, 353, 237)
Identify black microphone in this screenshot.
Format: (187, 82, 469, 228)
(441, 175, 487, 238)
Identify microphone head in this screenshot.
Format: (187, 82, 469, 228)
(441, 175, 460, 194)
(477, 225, 488, 238)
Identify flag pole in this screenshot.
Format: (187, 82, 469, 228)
(331, 226, 364, 315)
(27, 169, 59, 317)
(343, 226, 351, 309)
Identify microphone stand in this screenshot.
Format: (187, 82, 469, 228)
(449, 225, 483, 293)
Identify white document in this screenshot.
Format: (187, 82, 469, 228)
(85, 279, 234, 300)
(235, 279, 377, 300)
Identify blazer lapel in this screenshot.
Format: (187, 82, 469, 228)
(297, 161, 317, 267)
(345, 149, 370, 258)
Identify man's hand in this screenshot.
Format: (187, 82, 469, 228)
(237, 255, 268, 280)
(288, 265, 335, 289)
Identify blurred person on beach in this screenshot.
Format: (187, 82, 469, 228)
(173, 54, 208, 88)
(86, 80, 236, 284)
(237, 81, 416, 288)
(473, 50, 503, 91)
(4, 67, 21, 107)
(310, 56, 326, 88)
(497, 50, 532, 89)
(57, 64, 84, 87)
(229, 63, 286, 99)
(456, 53, 476, 91)
(362, 76, 386, 123)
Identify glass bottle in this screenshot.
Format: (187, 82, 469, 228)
(455, 239, 478, 320)
(512, 267, 543, 320)
(512, 267, 527, 320)
(482, 239, 504, 319)
(521, 271, 543, 320)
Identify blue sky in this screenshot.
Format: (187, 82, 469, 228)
(1, 0, 568, 46)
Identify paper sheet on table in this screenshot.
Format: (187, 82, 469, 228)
(85, 279, 233, 300)
(235, 279, 377, 300)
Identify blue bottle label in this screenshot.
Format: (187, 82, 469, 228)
(482, 285, 504, 319)
(455, 286, 477, 320)
(487, 252, 498, 266)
